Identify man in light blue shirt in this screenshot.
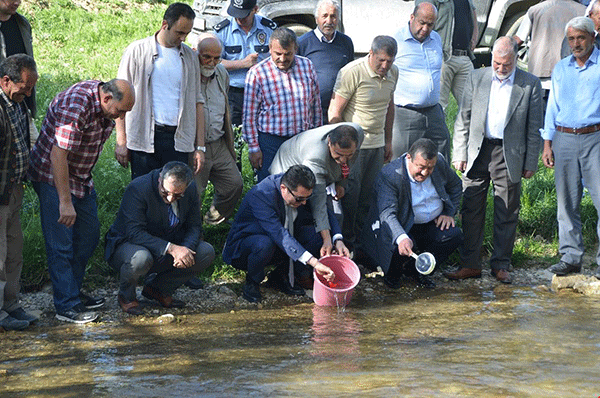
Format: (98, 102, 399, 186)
(392, 2, 450, 159)
(214, 0, 276, 126)
(542, 17, 600, 279)
(356, 138, 463, 289)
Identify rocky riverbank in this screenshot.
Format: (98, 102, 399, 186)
(11, 258, 599, 330)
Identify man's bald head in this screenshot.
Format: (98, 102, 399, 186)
(197, 33, 223, 76)
(409, 2, 438, 42)
(100, 79, 135, 119)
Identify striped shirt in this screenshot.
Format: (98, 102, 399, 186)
(243, 56, 322, 152)
(28, 80, 115, 198)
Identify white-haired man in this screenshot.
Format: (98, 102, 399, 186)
(542, 17, 600, 279)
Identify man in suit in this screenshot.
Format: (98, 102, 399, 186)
(222, 165, 336, 303)
(357, 138, 463, 289)
(269, 123, 362, 257)
(446, 36, 543, 283)
(105, 162, 215, 315)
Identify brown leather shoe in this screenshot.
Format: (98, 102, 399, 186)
(492, 269, 512, 284)
(142, 286, 186, 308)
(444, 267, 482, 280)
(118, 294, 143, 315)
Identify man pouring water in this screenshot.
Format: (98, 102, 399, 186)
(355, 138, 463, 289)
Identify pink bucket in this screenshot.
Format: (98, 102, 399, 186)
(313, 255, 361, 306)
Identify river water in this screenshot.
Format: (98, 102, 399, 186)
(1, 285, 599, 397)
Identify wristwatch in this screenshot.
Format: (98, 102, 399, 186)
(195, 146, 206, 153)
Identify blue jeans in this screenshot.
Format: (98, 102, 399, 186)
(256, 132, 290, 182)
(32, 181, 100, 313)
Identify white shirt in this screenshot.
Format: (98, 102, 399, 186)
(152, 44, 182, 126)
(485, 69, 515, 140)
(397, 157, 443, 245)
(314, 27, 336, 43)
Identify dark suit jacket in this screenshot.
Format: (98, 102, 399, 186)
(453, 67, 543, 183)
(359, 154, 462, 273)
(104, 168, 203, 261)
(222, 173, 341, 264)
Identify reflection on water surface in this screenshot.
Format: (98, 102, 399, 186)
(1, 286, 599, 397)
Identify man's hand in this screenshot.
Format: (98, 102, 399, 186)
(333, 184, 345, 200)
(333, 239, 350, 257)
(384, 142, 392, 163)
(243, 53, 259, 68)
(193, 150, 205, 174)
(435, 214, 455, 230)
(522, 170, 535, 179)
(453, 160, 466, 172)
(397, 237, 414, 257)
(542, 140, 554, 168)
(114, 143, 129, 168)
(314, 261, 335, 282)
(58, 201, 77, 227)
(249, 150, 263, 170)
(168, 244, 196, 269)
(320, 237, 334, 257)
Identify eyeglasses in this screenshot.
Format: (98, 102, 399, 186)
(158, 179, 185, 201)
(285, 185, 312, 203)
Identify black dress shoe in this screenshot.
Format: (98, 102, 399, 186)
(242, 281, 262, 303)
(184, 277, 204, 290)
(265, 272, 305, 296)
(383, 275, 402, 289)
(414, 273, 436, 289)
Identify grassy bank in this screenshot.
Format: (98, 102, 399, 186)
(18, 0, 597, 289)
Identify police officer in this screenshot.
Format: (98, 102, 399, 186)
(215, 0, 276, 126)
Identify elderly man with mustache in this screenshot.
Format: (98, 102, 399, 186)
(297, 0, 354, 123)
(542, 17, 600, 280)
(193, 34, 243, 226)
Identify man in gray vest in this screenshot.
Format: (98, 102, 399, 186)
(194, 34, 243, 226)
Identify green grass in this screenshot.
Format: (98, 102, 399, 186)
(18, 0, 598, 289)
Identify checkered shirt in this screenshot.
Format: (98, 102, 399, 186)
(0, 90, 29, 184)
(28, 80, 115, 198)
(242, 56, 322, 152)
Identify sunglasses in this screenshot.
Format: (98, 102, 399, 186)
(285, 185, 312, 203)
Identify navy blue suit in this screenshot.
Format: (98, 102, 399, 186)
(222, 174, 341, 284)
(358, 154, 463, 275)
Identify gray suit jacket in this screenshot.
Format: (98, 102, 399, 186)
(269, 122, 364, 233)
(453, 67, 543, 183)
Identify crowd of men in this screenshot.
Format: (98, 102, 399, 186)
(1, 0, 599, 331)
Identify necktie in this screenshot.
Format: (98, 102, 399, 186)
(285, 206, 298, 286)
(168, 205, 179, 228)
(341, 163, 350, 179)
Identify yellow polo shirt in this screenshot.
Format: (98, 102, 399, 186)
(333, 55, 398, 149)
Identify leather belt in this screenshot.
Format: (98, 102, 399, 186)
(556, 123, 600, 135)
(398, 104, 437, 111)
(452, 49, 469, 56)
(485, 138, 503, 146)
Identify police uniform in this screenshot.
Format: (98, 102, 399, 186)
(215, 15, 276, 125)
